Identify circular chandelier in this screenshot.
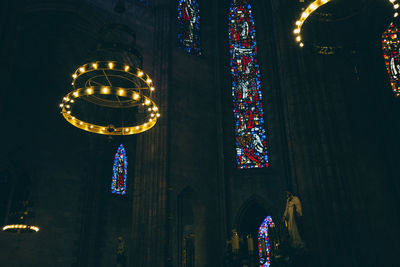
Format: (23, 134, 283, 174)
(2, 224, 39, 233)
(293, 0, 400, 47)
(60, 24, 160, 135)
(293, 0, 331, 47)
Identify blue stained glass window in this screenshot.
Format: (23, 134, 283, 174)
(178, 0, 201, 55)
(229, 0, 269, 169)
(258, 216, 274, 267)
(111, 144, 128, 195)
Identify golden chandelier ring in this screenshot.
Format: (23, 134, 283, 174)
(2, 224, 39, 233)
(293, 0, 400, 48)
(60, 61, 160, 135)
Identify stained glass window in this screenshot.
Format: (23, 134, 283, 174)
(111, 144, 128, 195)
(258, 216, 274, 267)
(178, 0, 201, 55)
(382, 22, 400, 97)
(229, 0, 269, 169)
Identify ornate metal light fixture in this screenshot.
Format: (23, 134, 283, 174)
(2, 200, 39, 233)
(293, 0, 400, 47)
(60, 24, 160, 135)
(293, 0, 331, 47)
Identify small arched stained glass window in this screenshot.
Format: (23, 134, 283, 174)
(111, 144, 128, 195)
(382, 22, 400, 97)
(178, 0, 201, 55)
(229, 0, 269, 169)
(258, 216, 274, 267)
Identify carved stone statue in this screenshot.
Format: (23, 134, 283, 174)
(282, 191, 305, 248)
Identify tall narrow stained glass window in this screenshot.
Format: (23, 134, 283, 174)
(382, 22, 400, 97)
(178, 0, 201, 55)
(111, 144, 128, 195)
(229, 0, 268, 169)
(258, 216, 274, 267)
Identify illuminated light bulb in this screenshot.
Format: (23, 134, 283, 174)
(66, 105, 70, 109)
(146, 78, 152, 84)
(136, 126, 139, 130)
(102, 87, 109, 94)
(72, 116, 75, 120)
(301, 12, 308, 18)
(150, 87, 155, 91)
(149, 119, 153, 122)
(133, 93, 139, 100)
(395, 12, 399, 17)
(300, 42, 304, 47)
(395, 4, 399, 9)
(125, 128, 129, 132)
(125, 65, 130, 71)
(67, 111, 71, 114)
(309, 4, 316, 10)
(148, 108, 152, 111)
(87, 88, 93, 94)
(63, 97, 67, 101)
(79, 121, 83, 125)
(59, 104, 64, 107)
(118, 89, 124, 96)
(151, 113, 155, 117)
(108, 62, 114, 69)
(73, 91, 78, 97)
(138, 71, 143, 77)
(70, 99, 74, 103)
(293, 29, 300, 34)
(90, 125, 93, 128)
(102, 127, 105, 130)
(295, 20, 301, 26)
(92, 63, 98, 69)
(144, 123, 148, 126)
(79, 67, 85, 72)
(391, 0, 395, 3)
(66, 97, 70, 102)
(153, 106, 158, 111)
(72, 74, 77, 78)
(156, 113, 160, 117)
(145, 99, 151, 105)
(296, 36, 301, 42)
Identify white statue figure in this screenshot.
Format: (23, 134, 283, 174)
(282, 191, 305, 248)
(253, 133, 263, 154)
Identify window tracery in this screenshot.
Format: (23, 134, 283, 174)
(178, 0, 201, 55)
(382, 22, 400, 97)
(111, 144, 128, 195)
(229, 0, 269, 169)
(258, 216, 274, 267)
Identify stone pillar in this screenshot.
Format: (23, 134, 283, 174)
(130, 5, 170, 267)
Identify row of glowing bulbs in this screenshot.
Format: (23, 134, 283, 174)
(2, 224, 39, 232)
(60, 95, 160, 130)
(293, 0, 400, 47)
(71, 62, 155, 89)
(389, 0, 400, 18)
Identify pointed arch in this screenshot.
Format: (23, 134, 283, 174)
(229, 0, 269, 169)
(111, 144, 128, 195)
(177, 0, 201, 55)
(382, 22, 400, 97)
